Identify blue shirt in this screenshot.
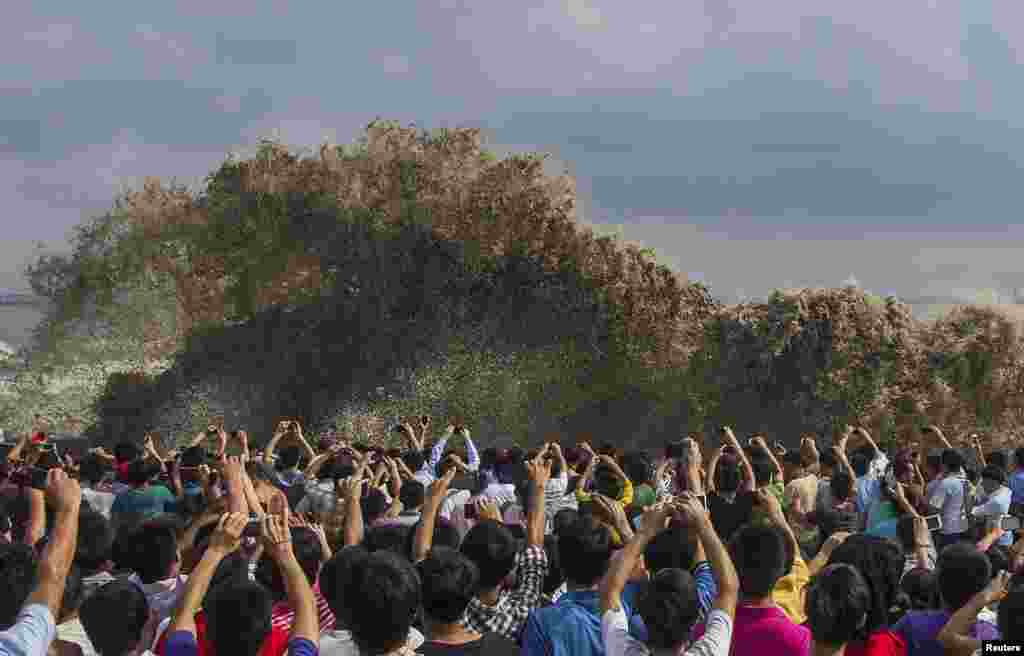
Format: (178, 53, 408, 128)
(521, 588, 636, 656)
(625, 561, 718, 643)
(1009, 470, 1024, 505)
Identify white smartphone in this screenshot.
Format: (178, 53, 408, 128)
(924, 514, 943, 531)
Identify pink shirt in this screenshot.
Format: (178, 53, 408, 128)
(694, 604, 810, 656)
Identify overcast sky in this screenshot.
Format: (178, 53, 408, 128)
(3, 0, 1024, 311)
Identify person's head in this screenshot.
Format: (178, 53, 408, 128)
(749, 453, 776, 487)
(361, 489, 390, 525)
(80, 580, 151, 656)
(592, 466, 625, 501)
(831, 470, 854, 502)
(826, 535, 905, 636)
(276, 445, 301, 471)
(363, 524, 411, 556)
(113, 442, 141, 465)
(644, 525, 700, 574)
(849, 451, 871, 478)
(819, 448, 837, 476)
(460, 519, 518, 590)
(557, 514, 614, 587)
(78, 454, 108, 487)
(402, 450, 426, 474)
(940, 449, 964, 474)
(636, 568, 700, 650)
(805, 564, 872, 648)
(552, 508, 579, 537)
(980, 465, 1007, 495)
(124, 458, 161, 487)
(985, 546, 1010, 578)
(1015, 447, 1024, 471)
(417, 547, 478, 626)
(0, 542, 36, 629)
(321, 545, 371, 628)
(998, 588, 1024, 643)
(987, 451, 1009, 471)
(75, 509, 115, 575)
(782, 451, 804, 479)
(255, 527, 324, 600)
(344, 550, 421, 654)
(729, 524, 790, 599)
(714, 456, 743, 494)
(621, 452, 651, 487)
(205, 579, 274, 656)
(542, 534, 564, 597)
(124, 523, 180, 583)
(399, 481, 426, 512)
(405, 518, 460, 561)
(937, 543, 991, 610)
(901, 567, 940, 610)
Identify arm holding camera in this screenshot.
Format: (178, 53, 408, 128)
(722, 427, 756, 492)
(262, 421, 289, 465)
(460, 427, 480, 471)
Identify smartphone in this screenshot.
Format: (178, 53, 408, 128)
(999, 515, 1022, 531)
(924, 514, 943, 531)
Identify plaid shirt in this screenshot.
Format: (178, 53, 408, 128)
(462, 543, 548, 643)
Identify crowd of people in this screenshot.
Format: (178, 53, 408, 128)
(0, 417, 1022, 656)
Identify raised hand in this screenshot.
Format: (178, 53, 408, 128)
(208, 512, 248, 554)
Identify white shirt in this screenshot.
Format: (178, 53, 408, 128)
(320, 627, 424, 656)
(929, 472, 969, 535)
(81, 488, 115, 519)
(602, 606, 732, 656)
(0, 604, 56, 656)
(972, 485, 1013, 545)
(57, 619, 96, 656)
(128, 575, 188, 626)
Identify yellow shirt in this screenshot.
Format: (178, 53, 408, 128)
(772, 555, 810, 624)
(577, 478, 634, 506)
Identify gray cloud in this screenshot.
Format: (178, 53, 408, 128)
(564, 135, 633, 154)
(214, 33, 298, 65)
(0, 120, 41, 155)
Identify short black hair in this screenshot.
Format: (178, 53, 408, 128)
(123, 524, 178, 584)
(402, 450, 426, 473)
(277, 445, 301, 470)
(80, 580, 150, 656)
(320, 545, 372, 627)
(819, 449, 837, 469)
(405, 518, 460, 561)
(1016, 447, 1024, 469)
(987, 451, 1009, 471)
(460, 520, 518, 589)
(557, 515, 614, 586)
(714, 456, 743, 494)
(255, 527, 324, 601)
(180, 446, 207, 468)
(937, 543, 991, 610)
(363, 524, 411, 557)
(417, 547, 478, 624)
(826, 535, 904, 637)
(849, 451, 871, 478)
(621, 452, 651, 487)
(941, 449, 964, 472)
(981, 465, 1006, 486)
(361, 489, 390, 523)
(782, 451, 803, 468)
(831, 470, 854, 502)
(644, 525, 699, 574)
(552, 508, 579, 538)
(0, 542, 37, 629)
(205, 579, 274, 656)
(729, 524, 789, 598)
(75, 509, 115, 574)
(749, 454, 775, 486)
(901, 567, 940, 610)
(113, 442, 141, 464)
(637, 569, 700, 649)
(998, 588, 1024, 642)
(399, 481, 425, 511)
(124, 459, 162, 486)
(542, 534, 564, 597)
(344, 551, 421, 654)
(78, 454, 108, 486)
(806, 564, 872, 647)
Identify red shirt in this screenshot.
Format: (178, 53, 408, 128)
(270, 585, 336, 632)
(155, 611, 291, 656)
(845, 630, 907, 656)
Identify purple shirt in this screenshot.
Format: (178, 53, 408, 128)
(893, 610, 999, 656)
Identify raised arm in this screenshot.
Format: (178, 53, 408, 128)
(412, 467, 457, 563)
(461, 428, 480, 471)
(426, 426, 454, 472)
(924, 425, 954, 450)
(937, 571, 1010, 656)
(262, 422, 288, 465)
(25, 470, 81, 621)
(263, 501, 318, 644)
(342, 475, 365, 548)
(600, 503, 673, 615)
(722, 427, 756, 492)
(525, 455, 552, 548)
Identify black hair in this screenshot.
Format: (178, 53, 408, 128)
(819, 449, 837, 470)
(180, 446, 207, 468)
(728, 524, 789, 598)
(557, 515, 614, 586)
(941, 449, 964, 472)
(78, 454, 108, 486)
(644, 525, 699, 574)
(417, 547, 478, 624)
(75, 509, 115, 574)
(826, 535, 905, 638)
(749, 454, 775, 487)
(805, 564, 872, 647)
(985, 545, 1010, 578)
(460, 519, 518, 589)
(277, 445, 301, 470)
(621, 452, 652, 487)
(937, 543, 992, 610)
(901, 567, 940, 610)
(1016, 447, 1024, 469)
(321, 545, 372, 628)
(542, 534, 564, 596)
(124, 459, 162, 486)
(399, 481, 426, 511)
(402, 450, 426, 473)
(849, 452, 871, 478)
(783, 451, 803, 468)
(361, 489, 390, 523)
(80, 580, 151, 656)
(552, 508, 579, 538)
(0, 542, 37, 629)
(981, 465, 1006, 487)
(593, 466, 625, 500)
(714, 456, 743, 494)
(363, 524, 412, 557)
(255, 527, 324, 601)
(405, 518, 460, 561)
(831, 470, 854, 502)
(925, 454, 942, 473)
(205, 579, 274, 656)
(123, 523, 179, 584)
(344, 551, 421, 654)
(998, 588, 1024, 642)
(637, 568, 700, 649)
(113, 442, 141, 464)
(987, 451, 1008, 471)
